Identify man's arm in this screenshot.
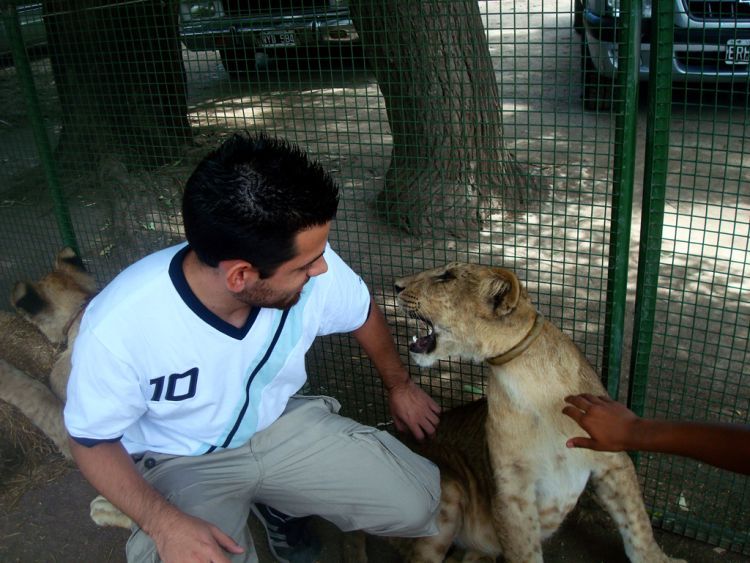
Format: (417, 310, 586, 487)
(69, 438, 244, 562)
(352, 298, 440, 440)
(562, 394, 750, 475)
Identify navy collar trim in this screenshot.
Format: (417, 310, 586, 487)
(169, 246, 259, 340)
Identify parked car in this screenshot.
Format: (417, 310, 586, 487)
(575, 0, 750, 109)
(0, 3, 46, 63)
(179, 0, 359, 79)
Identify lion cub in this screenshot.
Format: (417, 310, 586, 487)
(0, 248, 96, 458)
(0, 249, 132, 529)
(394, 263, 683, 563)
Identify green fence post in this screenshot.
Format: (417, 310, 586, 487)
(1, 3, 78, 253)
(603, 0, 641, 397)
(628, 0, 674, 417)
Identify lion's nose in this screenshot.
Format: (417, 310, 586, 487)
(394, 282, 405, 293)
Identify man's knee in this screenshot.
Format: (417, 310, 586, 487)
(375, 439, 441, 537)
(393, 490, 441, 537)
(366, 482, 441, 538)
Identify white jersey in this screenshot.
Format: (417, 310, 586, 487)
(64, 243, 371, 456)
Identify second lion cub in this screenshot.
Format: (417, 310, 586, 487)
(394, 263, 683, 563)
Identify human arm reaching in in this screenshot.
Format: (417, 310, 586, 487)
(352, 298, 441, 440)
(69, 438, 245, 563)
(562, 393, 750, 475)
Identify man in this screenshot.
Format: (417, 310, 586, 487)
(64, 132, 442, 563)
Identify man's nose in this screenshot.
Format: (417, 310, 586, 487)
(308, 256, 328, 277)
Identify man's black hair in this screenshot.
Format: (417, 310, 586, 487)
(182, 132, 339, 277)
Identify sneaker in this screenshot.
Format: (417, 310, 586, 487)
(250, 503, 322, 563)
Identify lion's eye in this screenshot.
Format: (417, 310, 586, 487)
(435, 270, 456, 282)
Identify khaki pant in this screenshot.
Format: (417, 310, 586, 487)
(126, 395, 441, 562)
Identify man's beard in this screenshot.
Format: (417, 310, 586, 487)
(237, 279, 304, 310)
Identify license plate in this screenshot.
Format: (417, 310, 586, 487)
(259, 31, 296, 48)
(726, 39, 750, 65)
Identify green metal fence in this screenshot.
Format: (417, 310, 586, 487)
(1, 0, 748, 555)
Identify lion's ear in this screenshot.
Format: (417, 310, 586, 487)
(481, 268, 521, 316)
(11, 282, 48, 317)
(54, 247, 97, 293)
(55, 247, 86, 273)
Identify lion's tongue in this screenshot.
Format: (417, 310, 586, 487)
(409, 333, 437, 354)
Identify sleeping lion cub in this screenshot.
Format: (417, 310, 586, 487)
(0, 248, 96, 459)
(0, 248, 131, 529)
(393, 263, 683, 563)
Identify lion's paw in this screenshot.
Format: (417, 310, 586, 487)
(89, 495, 132, 529)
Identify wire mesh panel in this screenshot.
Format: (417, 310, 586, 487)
(307, 0, 624, 430)
(0, 0, 748, 557)
(1, 0, 619, 415)
(0, 6, 63, 296)
(631, 69, 750, 557)
(632, 101, 750, 551)
(627, 0, 750, 551)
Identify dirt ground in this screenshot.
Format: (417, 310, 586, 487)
(1, 0, 748, 561)
(1, 463, 747, 563)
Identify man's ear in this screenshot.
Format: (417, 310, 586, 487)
(220, 260, 260, 293)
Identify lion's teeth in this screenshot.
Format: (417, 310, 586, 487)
(412, 335, 418, 343)
(428, 326, 433, 334)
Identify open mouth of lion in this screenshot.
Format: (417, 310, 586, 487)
(408, 314, 437, 355)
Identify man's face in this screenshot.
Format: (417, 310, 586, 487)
(239, 222, 331, 309)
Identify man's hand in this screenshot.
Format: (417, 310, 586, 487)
(350, 298, 441, 439)
(387, 379, 441, 441)
(562, 393, 640, 451)
(150, 509, 245, 563)
(69, 439, 244, 563)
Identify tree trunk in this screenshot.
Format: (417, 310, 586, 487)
(349, 0, 537, 236)
(44, 0, 191, 171)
